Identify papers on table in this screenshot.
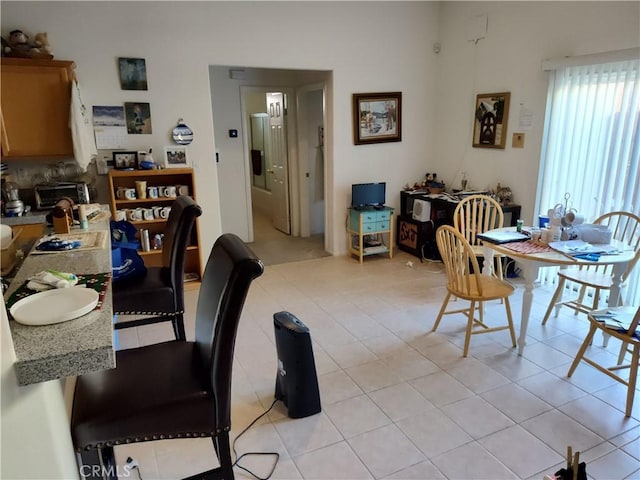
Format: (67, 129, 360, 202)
(548, 240, 620, 257)
(477, 231, 529, 244)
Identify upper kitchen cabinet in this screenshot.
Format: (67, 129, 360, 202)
(1, 58, 75, 159)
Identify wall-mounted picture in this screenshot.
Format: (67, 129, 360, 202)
(472, 92, 510, 149)
(124, 102, 152, 134)
(352, 92, 402, 145)
(118, 57, 148, 90)
(164, 146, 189, 168)
(113, 151, 138, 170)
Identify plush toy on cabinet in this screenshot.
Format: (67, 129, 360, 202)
(3, 30, 31, 56)
(32, 32, 53, 56)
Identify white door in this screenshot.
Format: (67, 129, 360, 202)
(267, 92, 290, 234)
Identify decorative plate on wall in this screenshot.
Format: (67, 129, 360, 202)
(172, 119, 194, 145)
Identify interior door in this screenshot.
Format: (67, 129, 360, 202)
(267, 92, 290, 234)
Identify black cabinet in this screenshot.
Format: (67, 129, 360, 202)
(397, 191, 522, 261)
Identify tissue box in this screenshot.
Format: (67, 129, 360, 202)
(577, 224, 612, 244)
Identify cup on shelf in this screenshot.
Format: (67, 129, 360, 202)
(115, 209, 127, 221)
(127, 208, 143, 222)
(162, 185, 177, 198)
(147, 186, 159, 199)
(142, 208, 155, 221)
(152, 206, 163, 219)
(160, 206, 171, 219)
(118, 188, 136, 200)
(176, 184, 190, 196)
(135, 180, 147, 199)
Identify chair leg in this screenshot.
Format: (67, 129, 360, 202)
(173, 312, 186, 341)
(542, 277, 565, 325)
(463, 300, 476, 357)
(504, 297, 517, 348)
(574, 285, 587, 315)
(568, 324, 598, 377)
(432, 292, 451, 332)
(625, 345, 639, 417)
(214, 432, 234, 480)
(76, 447, 116, 480)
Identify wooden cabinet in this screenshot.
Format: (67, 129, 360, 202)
(1, 58, 75, 158)
(108, 168, 202, 282)
(347, 207, 394, 263)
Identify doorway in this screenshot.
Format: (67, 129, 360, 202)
(242, 85, 327, 265)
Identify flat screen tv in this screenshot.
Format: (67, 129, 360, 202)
(351, 182, 386, 209)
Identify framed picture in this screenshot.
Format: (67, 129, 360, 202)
(472, 92, 510, 149)
(118, 57, 148, 90)
(352, 92, 402, 145)
(164, 146, 189, 168)
(113, 151, 138, 170)
(124, 102, 152, 135)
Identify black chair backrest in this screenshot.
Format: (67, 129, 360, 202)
(162, 195, 202, 306)
(194, 233, 264, 428)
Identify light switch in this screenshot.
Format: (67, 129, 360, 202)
(512, 132, 525, 148)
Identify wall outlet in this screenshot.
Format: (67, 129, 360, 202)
(512, 132, 525, 148)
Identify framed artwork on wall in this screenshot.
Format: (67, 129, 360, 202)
(472, 92, 510, 149)
(352, 92, 402, 145)
(124, 102, 152, 134)
(118, 57, 148, 90)
(164, 146, 189, 168)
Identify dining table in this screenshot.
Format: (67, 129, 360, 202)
(481, 229, 636, 355)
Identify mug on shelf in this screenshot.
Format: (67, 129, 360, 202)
(176, 184, 190, 196)
(163, 185, 177, 198)
(147, 186, 159, 199)
(118, 188, 136, 200)
(127, 208, 143, 222)
(160, 206, 172, 219)
(115, 209, 127, 221)
(152, 206, 163, 219)
(142, 208, 155, 221)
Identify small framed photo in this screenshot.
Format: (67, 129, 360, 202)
(113, 151, 138, 170)
(118, 57, 148, 90)
(352, 92, 402, 145)
(164, 146, 189, 168)
(472, 92, 510, 149)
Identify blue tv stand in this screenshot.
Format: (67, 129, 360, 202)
(348, 206, 394, 263)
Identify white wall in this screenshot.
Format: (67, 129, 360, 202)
(434, 1, 640, 224)
(2, 1, 440, 256)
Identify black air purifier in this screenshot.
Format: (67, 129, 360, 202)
(273, 311, 321, 418)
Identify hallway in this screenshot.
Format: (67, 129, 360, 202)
(248, 209, 328, 266)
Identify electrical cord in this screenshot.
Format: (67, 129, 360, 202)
(232, 398, 280, 480)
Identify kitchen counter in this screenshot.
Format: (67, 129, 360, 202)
(1, 211, 48, 226)
(3, 221, 114, 386)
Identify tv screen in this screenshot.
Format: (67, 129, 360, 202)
(351, 182, 386, 208)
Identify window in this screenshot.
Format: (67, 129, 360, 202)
(537, 55, 639, 305)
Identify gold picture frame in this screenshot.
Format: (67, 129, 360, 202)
(472, 92, 510, 149)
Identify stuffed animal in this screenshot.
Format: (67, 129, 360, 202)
(33, 32, 53, 56)
(4, 29, 31, 56)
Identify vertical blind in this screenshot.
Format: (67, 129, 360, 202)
(537, 58, 640, 305)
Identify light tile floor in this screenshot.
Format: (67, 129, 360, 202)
(114, 251, 639, 480)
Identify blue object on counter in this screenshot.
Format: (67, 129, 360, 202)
(35, 238, 82, 251)
(573, 252, 601, 261)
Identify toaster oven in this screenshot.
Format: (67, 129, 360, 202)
(34, 182, 90, 210)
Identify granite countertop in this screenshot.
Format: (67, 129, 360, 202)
(3, 221, 115, 386)
(1, 211, 48, 226)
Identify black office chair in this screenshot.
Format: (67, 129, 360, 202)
(71, 233, 264, 480)
(113, 195, 202, 341)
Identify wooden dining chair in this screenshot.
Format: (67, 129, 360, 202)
(568, 306, 639, 417)
(454, 194, 506, 279)
(542, 211, 640, 325)
(433, 225, 517, 357)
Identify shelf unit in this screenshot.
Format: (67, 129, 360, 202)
(108, 168, 202, 282)
(347, 207, 394, 264)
